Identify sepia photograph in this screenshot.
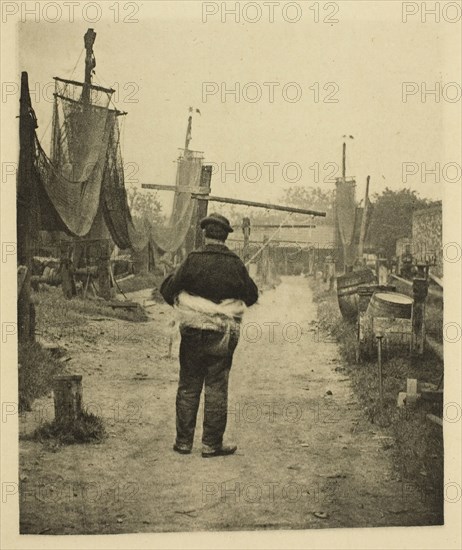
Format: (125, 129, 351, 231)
(1, 0, 461, 548)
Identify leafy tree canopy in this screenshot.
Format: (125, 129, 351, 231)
(367, 187, 433, 258)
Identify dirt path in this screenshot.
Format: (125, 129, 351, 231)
(19, 277, 436, 533)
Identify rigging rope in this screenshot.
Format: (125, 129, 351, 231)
(244, 211, 295, 267)
(69, 48, 85, 80)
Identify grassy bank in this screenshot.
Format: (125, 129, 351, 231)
(310, 277, 444, 523)
(34, 286, 148, 344)
(20, 284, 150, 412)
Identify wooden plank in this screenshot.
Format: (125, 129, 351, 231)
(429, 272, 443, 288)
(191, 194, 326, 217)
(390, 273, 413, 287)
(391, 273, 442, 300)
(372, 317, 413, 335)
(109, 300, 139, 309)
(115, 273, 135, 283)
(426, 413, 443, 427)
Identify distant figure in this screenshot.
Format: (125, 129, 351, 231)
(160, 213, 258, 458)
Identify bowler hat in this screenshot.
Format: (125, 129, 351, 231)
(200, 213, 234, 233)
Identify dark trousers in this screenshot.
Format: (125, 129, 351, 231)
(176, 327, 239, 450)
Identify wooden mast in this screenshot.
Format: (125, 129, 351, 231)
(17, 72, 37, 342)
(83, 30, 111, 299)
(82, 28, 96, 104)
(184, 114, 192, 152)
(357, 175, 370, 264)
(182, 109, 213, 251)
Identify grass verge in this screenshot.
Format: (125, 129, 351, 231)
(18, 342, 63, 412)
(34, 286, 148, 344)
(310, 276, 444, 524)
(32, 409, 106, 445)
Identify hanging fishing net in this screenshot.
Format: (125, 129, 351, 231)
(148, 150, 203, 253)
(32, 77, 203, 256)
(335, 178, 357, 247)
(35, 78, 116, 237)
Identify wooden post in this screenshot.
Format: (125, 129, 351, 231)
(242, 217, 251, 264)
(327, 257, 335, 290)
(59, 242, 76, 299)
(53, 375, 83, 425)
(98, 240, 112, 300)
(261, 236, 270, 284)
(17, 72, 37, 343)
(194, 165, 212, 250)
(413, 276, 428, 355)
(358, 175, 370, 264)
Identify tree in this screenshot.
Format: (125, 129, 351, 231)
(127, 185, 165, 227)
(203, 186, 334, 230)
(367, 188, 431, 258)
(282, 187, 334, 223)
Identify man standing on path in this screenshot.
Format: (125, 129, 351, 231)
(160, 213, 259, 458)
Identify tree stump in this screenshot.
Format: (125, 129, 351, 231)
(53, 375, 83, 426)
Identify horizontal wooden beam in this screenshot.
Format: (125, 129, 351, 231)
(390, 273, 412, 287)
(54, 76, 115, 94)
(53, 93, 127, 116)
(191, 194, 326, 217)
(390, 273, 443, 299)
(251, 224, 316, 229)
(141, 184, 209, 194)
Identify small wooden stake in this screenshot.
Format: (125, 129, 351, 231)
(376, 334, 384, 407)
(53, 375, 83, 426)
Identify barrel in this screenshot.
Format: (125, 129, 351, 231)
(357, 284, 396, 314)
(336, 268, 376, 321)
(367, 292, 413, 319)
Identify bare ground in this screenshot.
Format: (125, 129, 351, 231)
(19, 276, 441, 533)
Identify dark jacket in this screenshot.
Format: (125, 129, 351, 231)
(160, 244, 259, 307)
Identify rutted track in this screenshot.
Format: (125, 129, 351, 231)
(19, 277, 438, 533)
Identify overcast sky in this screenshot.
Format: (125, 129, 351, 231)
(17, 1, 460, 212)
